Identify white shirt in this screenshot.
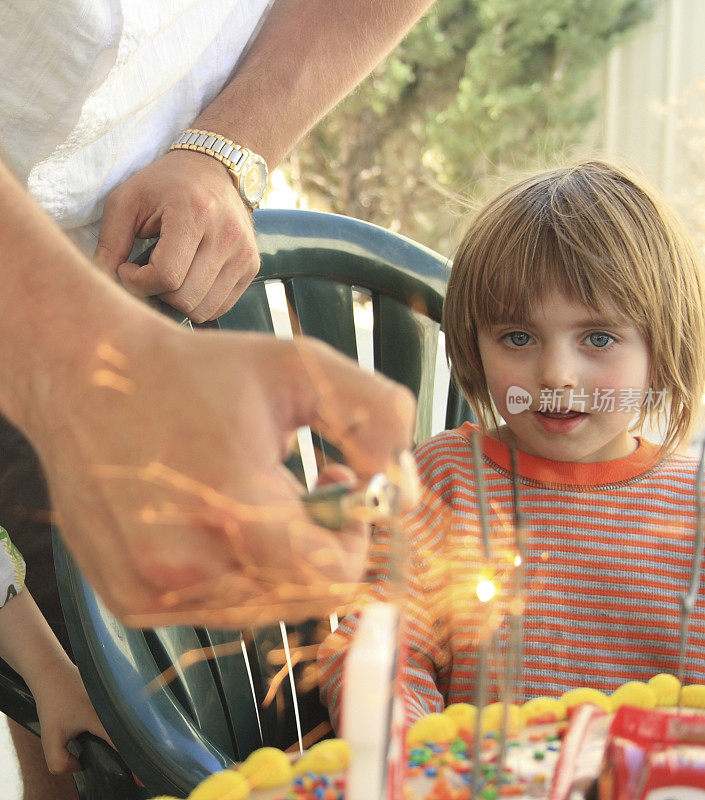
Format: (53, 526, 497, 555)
(0, 0, 272, 252)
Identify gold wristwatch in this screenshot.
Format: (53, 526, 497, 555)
(169, 129, 268, 209)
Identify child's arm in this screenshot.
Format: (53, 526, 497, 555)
(0, 588, 112, 773)
(318, 524, 448, 730)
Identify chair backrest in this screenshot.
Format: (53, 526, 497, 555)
(53, 209, 471, 798)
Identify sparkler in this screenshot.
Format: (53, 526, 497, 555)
(466, 434, 529, 797)
(677, 438, 705, 693)
(302, 472, 404, 532)
(470, 426, 492, 800)
(497, 446, 527, 789)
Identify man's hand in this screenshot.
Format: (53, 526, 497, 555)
(39, 327, 415, 627)
(93, 149, 259, 322)
(0, 154, 415, 628)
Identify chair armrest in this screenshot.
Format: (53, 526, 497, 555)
(0, 658, 40, 736)
(70, 733, 151, 800)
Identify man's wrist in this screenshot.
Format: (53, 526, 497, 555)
(169, 129, 268, 209)
(16, 279, 175, 457)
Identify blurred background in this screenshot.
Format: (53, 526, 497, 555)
(268, 0, 705, 259)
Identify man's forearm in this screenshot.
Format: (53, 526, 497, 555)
(194, 0, 435, 168)
(0, 159, 165, 438)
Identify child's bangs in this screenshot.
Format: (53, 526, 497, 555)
(473, 219, 622, 330)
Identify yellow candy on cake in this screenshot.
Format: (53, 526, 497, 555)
(173, 672, 705, 800)
(407, 712, 458, 744)
(310, 738, 352, 762)
(520, 697, 567, 726)
(237, 747, 293, 789)
(647, 673, 681, 706)
(610, 681, 657, 710)
(561, 687, 612, 713)
(480, 702, 521, 736)
(681, 684, 705, 708)
(292, 739, 352, 775)
(188, 770, 250, 800)
(443, 702, 478, 733)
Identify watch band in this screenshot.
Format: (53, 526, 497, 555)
(168, 129, 267, 206)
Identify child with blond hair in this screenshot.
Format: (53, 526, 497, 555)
(319, 160, 705, 725)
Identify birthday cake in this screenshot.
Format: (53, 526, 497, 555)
(154, 674, 705, 800)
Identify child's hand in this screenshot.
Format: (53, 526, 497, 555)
(31, 655, 114, 774)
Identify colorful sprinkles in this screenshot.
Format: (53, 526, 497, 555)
(277, 773, 346, 800)
(269, 727, 562, 800)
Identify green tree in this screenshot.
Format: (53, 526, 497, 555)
(284, 0, 659, 251)
(673, 79, 705, 254)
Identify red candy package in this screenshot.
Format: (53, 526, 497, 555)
(597, 705, 705, 800)
(608, 705, 705, 747)
(636, 746, 705, 796)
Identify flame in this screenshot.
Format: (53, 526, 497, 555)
(476, 578, 498, 603)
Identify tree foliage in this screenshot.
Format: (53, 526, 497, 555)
(285, 0, 659, 251)
(673, 79, 705, 253)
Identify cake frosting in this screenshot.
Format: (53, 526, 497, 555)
(148, 675, 705, 800)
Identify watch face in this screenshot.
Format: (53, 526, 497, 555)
(242, 157, 268, 206)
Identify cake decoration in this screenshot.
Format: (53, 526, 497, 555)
(238, 747, 294, 788)
(149, 676, 705, 800)
(187, 769, 250, 800)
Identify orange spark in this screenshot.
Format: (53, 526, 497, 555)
(95, 341, 129, 369)
(91, 369, 135, 394)
(267, 644, 319, 665)
(90, 461, 301, 525)
(144, 638, 242, 695)
(285, 721, 333, 753)
(262, 651, 302, 708)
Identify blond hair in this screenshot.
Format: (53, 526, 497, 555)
(443, 160, 705, 454)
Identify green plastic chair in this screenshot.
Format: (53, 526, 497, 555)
(1, 209, 471, 799)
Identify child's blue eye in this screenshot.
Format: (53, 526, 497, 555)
(587, 332, 614, 348)
(505, 331, 531, 347)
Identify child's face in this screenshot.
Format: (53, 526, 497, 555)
(477, 290, 650, 462)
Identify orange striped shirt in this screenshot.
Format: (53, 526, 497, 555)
(318, 423, 705, 728)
